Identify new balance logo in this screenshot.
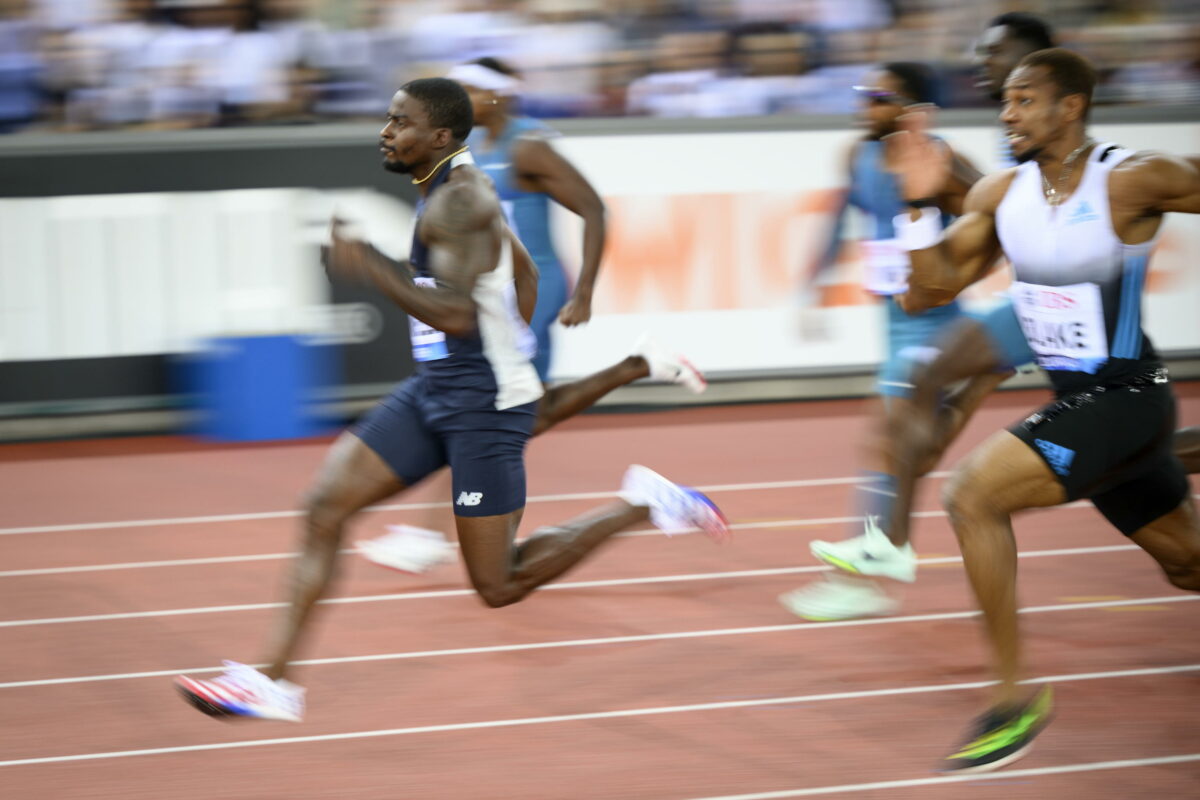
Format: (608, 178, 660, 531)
(1034, 439, 1075, 476)
(456, 491, 483, 507)
(1067, 200, 1099, 225)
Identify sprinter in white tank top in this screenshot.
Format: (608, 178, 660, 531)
(888, 48, 1200, 773)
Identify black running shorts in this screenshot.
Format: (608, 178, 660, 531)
(1009, 368, 1188, 535)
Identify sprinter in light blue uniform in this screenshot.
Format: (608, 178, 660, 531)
(781, 62, 1015, 622)
(450, 58, 607, 383)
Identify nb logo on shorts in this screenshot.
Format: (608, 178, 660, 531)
(456, 491, 484, 507)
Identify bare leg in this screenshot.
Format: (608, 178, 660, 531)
(262, 432, 405, 679)
(882, 370, 1012, 547)
(941, 430, 1065, 707)
(1130, 497, 1200, 591)
(533, 356, 649, 436)
(456, 501, 651, 608)
(887, 320, 1010, 548)
(1171, 425, 1200, 475)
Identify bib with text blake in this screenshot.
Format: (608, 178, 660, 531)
(1011, 281, 1107, 373)
(409, 276, 449, 361)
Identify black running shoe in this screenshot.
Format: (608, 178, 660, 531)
(939, 685, 1054, 773)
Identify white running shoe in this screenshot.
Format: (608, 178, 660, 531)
(620, 464, 730, 542)
(357, 525, 456, 574)
(809, 516, 917, 583)
(779, 574, 899, 621)
(175, 661, 305, 722)
(632, 334, 707, 394)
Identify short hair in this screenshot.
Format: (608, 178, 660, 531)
(399, 77, 474, 141)
(989, 12, 1056, 51)
(883, 61, 936, 105)
(470, 56, 521, 79)
(1017, 48, 1097, 115)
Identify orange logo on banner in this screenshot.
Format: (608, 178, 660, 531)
(589, 191, 1181, 315)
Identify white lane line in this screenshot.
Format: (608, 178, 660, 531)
(1, 663, 1195, 768)
(2, 592, 1192, 690)
(0, 502, 1102, 578)
(0, 552, 303, 577)
(0, 516, 890, 577)
(0, 474, 948, 537)
(0, 543, 1146, 629)
(686, 753, 1200, 799)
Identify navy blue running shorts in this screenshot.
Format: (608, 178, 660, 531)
(352, 373, 537, 517)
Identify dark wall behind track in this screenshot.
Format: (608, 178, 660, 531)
(1, 131, 421, 409)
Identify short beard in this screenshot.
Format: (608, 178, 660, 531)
(383, 158, 412, 174)
(1013, 145, 1043, 164)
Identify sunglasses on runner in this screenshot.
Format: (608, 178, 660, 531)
(853, 86, 907, 106)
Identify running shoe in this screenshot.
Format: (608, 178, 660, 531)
(778, 573, 899, 621)
(620, 464, 730, 542)
(632, 334, 707, 394)
(939, 685, 1054, 773)
(809, 515, 917, 583)
(358, 525, 456, 574)
(175, 661, 305, 722)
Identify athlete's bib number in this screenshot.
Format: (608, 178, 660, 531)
(1011, 281, 1107, 372)
(410, 277, 449, 361)
(861, 239, 910, 296)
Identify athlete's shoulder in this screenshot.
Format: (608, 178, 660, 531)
(965, 167, 1020, 214)
(1109, 149, 1191, 179)
(512, 115, 557, 137)
(427, 166, 501, 232)
(842, 136, 870, 179)
(1108, 149, 1199, 210)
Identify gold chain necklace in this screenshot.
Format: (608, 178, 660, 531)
(411, 145, 470, 185)
(1041, 139, 1094, 206)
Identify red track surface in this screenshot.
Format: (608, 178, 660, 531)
(2, 386, 1198, 799)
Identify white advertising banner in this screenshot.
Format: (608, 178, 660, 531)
(546, 122, 1200, 381)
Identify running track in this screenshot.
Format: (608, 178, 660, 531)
(1, 386, 1198, 799)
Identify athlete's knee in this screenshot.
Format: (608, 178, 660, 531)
(473, 580, 528, 609)
(302, 488, 354, 540)
(1159, 557, 1200, 592)
(941, 463, 999, 528)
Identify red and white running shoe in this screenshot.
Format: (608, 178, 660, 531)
(620, 464, 730, 543)
(632, 334, 707, 394)
(175, 661, 304, 722)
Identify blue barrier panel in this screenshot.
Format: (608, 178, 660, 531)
(192, 335, 332, 441)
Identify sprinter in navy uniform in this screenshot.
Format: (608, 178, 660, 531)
(356, 57, 705, 575)
(175, 79, 728, 723)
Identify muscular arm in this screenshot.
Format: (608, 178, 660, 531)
(327, 172, 500, 337)
(508, 226, 539, 324)
(938, 148, 985, 217)
(899, 170, 1010, 313)
(803, 142, 859, 288)
(513, 136, 606, 318)
(1116, 152, 1200, 215)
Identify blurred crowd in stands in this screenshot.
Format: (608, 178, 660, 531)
(0, 0, 1197, 133)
